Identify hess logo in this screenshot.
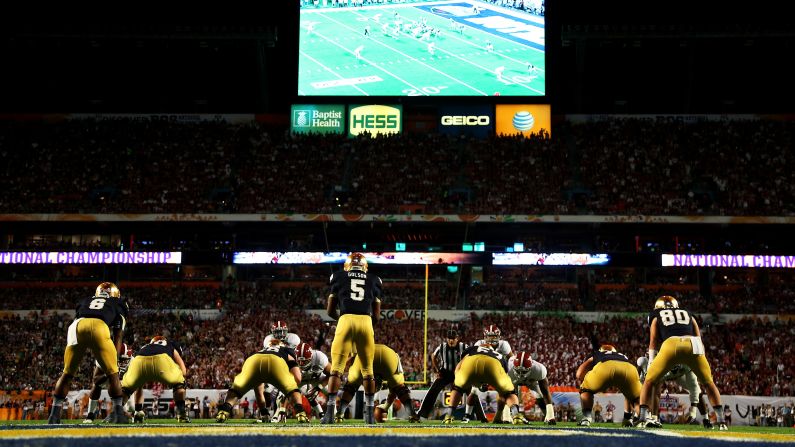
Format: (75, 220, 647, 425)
(441, 115, 490, 126)
(349, 105, 401, 135)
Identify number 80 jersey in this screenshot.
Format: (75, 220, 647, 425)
(649, 307, 696, 341)
(329, 270, 383, 316)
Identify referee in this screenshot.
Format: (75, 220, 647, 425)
(418, 329, 468, 419)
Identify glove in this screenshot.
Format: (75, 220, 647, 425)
(544, 404, 556, 423)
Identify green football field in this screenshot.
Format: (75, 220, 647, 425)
(298, 1, 546, 97)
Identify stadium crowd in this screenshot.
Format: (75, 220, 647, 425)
(2, 118, 794, 216)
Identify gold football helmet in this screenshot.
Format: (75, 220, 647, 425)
(654, 295, 679, 309)
(599, 344, 617, 353)
(344, 252, 368, 273)
(95, 282, 121, 298)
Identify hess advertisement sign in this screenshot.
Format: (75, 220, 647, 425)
(291, 104, 345, 134)
(495, 104, 551, 137)
(348, 105, 402, 137)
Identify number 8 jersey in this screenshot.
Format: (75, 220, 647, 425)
(329, 270, 383, 316)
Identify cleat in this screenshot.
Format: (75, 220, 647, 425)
(408, 415, 421, 423)
(578, 418, 591, 427)
(133, 411, 146, 424)
(216, 410, 230, 423)
(320, 410, 335, 424)
(47, 409, 62, 425)
(110, 406, 129, 424)
(546, 418, 557, 426)
(622, 418, 634, 427)
(703, 418, 714, 429)
(82, 412, 96, 424)
(512, 414, 530, 425)
(270, 408, 287, 423)
(645, 419, 663, 428)
(719, 423, 728, 431)
(443, 415, 455, 425)
(296, 411, 310, 424)
(334, 415, 344, 423)
(176, 414, 191, 423)
(254, 417, 265, 424)
(364, 406, 375, 424)
(461, 414, 473, 423)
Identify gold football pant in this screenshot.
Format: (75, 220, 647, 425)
(63, 318, 118, 375)
(231, 354, 299, 396)
(580, 360, 642, 400)
(330, 314, 375, 377)
(454, 355, 515, 395)
(646, 337, 714, 386)
(121, 353, 185, 389)
(347, 344, 405, 389)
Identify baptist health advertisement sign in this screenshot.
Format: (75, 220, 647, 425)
(438, 105, 494, 137)
(495, 104, 551, 137)
(291, 104, 345, 134)
(348, 105, 402, 137)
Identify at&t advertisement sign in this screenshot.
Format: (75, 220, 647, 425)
(495, 104, 551, 137)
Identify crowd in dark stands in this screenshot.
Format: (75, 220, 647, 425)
(2, 118, 794, 216)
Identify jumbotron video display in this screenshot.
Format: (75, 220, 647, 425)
(298, 0, 546, 97)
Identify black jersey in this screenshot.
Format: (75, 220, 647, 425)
(257, 345, 296, 363)
(137, 338, 177, 358)
(463, 345, 509, 371)
(593, 349, 631, 365)
(329, 270, 383, 316)
(651, 307, 696, 341)
(75, 296, 129, 330)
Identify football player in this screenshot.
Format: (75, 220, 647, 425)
(82, 344, 134, 424)
(638, 296, 727, 430)
(465, 325, 513, 422)
(445, 343, 527, 425)
(295, 343, 331, 419)
(576, 341, 641, 427)
(493, 352, 556, 425)
(321, 253, 383, 424)
(259, 321, 302, 423)
(216, 344, 309, 424)
(334, 344, 420, 423)
(48, 282, 130, 424)
(637, 358, 712, 428)
(119, 336, 189, 423)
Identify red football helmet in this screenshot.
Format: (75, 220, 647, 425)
(295, 342, 313, 367)
(271, 320, 289, 340)
(483, 324, 501, 345)
(344, 252, 368, 273)
(120, 343, 134, 359)
(513, 351, 533, 372)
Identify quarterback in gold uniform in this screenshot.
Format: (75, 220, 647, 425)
(575, 341, 641, 427)
(334, 344, 420, 423)
(638, 296, 727, 430)
(322, 253, 383, 424)
(216, 345, 309, 423)
(48, 282, 129, 424)
(445, 344, 527, 425)
(121, 336, 189, 423)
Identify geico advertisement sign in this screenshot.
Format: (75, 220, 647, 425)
(440, 115, 491, 126)
(348, 105, 402, 136)
(495, 104, 551, 136)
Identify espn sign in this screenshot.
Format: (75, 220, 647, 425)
(348, 104, 402, 137)
(441, 115, 490, 126)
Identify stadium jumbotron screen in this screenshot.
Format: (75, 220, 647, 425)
(298, 1, 546, 97)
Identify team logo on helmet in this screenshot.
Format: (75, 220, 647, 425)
(344, 252, 368, 273)
(599, 344, 617, 353)
(95, 282, 121, 298)
(296, 343, 313, 368)
(271, 320, 289, 341)
(513, 351, 533, 371)
(483, 324, 501, 345)
(654, 295, 679, 309)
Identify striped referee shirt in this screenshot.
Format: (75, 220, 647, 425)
(433, 341, 468, 371)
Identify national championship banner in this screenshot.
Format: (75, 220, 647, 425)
(0, 252, 182, 264)
(291, 104, 345, 134)
(662, 254, 795, 268)
(495, 104, 551, 137)
(438, 105, 494, 137)
(233, 251, 482, 265)
(348, 105, 402, 137)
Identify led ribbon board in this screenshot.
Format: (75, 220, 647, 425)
(492, 252, 610, 266)
(233, 252, 481, 265)
(662, 254, 795, 269)
(0, 252, 182, 264)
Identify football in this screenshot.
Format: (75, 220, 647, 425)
(374, 406, 387, 423)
